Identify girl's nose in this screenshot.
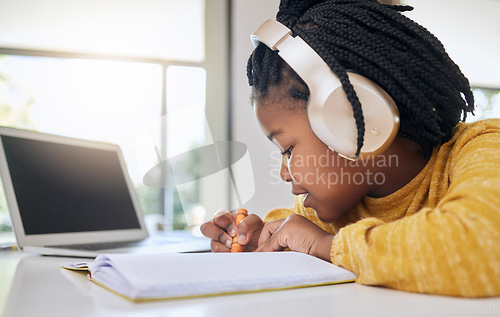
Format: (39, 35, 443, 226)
(280, 155, 293, 182)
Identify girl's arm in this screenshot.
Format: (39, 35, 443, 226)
(332, 128, 500, 297)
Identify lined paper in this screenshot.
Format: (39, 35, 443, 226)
(85, 252, 356, 300)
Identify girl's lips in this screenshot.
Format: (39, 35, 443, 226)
(291, 187, 309, 195)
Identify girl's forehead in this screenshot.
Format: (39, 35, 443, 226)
(255, 101, 308, 141)
(255, 93, 306, 113)
(255, 100, 305, 124)
(254, 103, 281, 129)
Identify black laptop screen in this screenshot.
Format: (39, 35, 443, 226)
(1, 135, 141, 234)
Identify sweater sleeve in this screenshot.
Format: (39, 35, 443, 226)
(331, 126, 500, 297)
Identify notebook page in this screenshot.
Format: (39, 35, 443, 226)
(89, 252, 356, 300)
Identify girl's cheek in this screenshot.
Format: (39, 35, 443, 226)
(289, 161, 310, 185)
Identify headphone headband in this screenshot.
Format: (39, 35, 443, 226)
(251, 20, 400, 160)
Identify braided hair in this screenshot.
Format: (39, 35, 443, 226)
(247, 0, 475, 158)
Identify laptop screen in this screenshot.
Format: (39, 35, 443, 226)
(1, 135, 141, 235)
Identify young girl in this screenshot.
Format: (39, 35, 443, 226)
(200, 0, 500, 297)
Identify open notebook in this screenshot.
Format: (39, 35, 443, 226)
(62, 252, 357, 301)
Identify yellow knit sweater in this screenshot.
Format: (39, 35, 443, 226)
(263, 119, 500, 297)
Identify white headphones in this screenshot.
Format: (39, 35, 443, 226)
(251, 20, 400, 160)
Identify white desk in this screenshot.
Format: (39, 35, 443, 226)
(1, 251, 500, 317)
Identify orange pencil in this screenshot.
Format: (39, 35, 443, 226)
(231, 208, 248, 252)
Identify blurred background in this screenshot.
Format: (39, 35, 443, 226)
(0, 0, 498, 242)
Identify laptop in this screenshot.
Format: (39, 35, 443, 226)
(0, 126, 210, 257)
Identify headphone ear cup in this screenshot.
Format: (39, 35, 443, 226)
(250, 19, 400, 159)
(308, 73, 400, 159)
(310, 85, 360, 157)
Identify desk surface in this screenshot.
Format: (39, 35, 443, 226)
(1, 251, 500, 317)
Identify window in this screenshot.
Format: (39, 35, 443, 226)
(468, 88, 500, 123)
(0, 55, 164, 234)
(0, 0, 229, 239)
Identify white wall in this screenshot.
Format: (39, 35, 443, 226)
(230, 0, 290, 217)
(404, 0, 500, 88)
(230, 0, 500, 217)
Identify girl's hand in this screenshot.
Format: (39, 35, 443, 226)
(200, 210, 264, 252)
(255, 214, 334, 262)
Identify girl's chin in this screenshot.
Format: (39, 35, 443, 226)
(302, 193, 311, 208)
(302, 195, 344, 223)
(311, 204, 345, 223)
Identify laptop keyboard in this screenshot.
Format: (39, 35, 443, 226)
(51, 233, 202, 251)
(53, 240, 143, 251)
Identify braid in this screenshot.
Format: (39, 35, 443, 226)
(247, 0, 475, 158)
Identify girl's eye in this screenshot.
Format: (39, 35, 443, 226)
(281, 146, 293, 158)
